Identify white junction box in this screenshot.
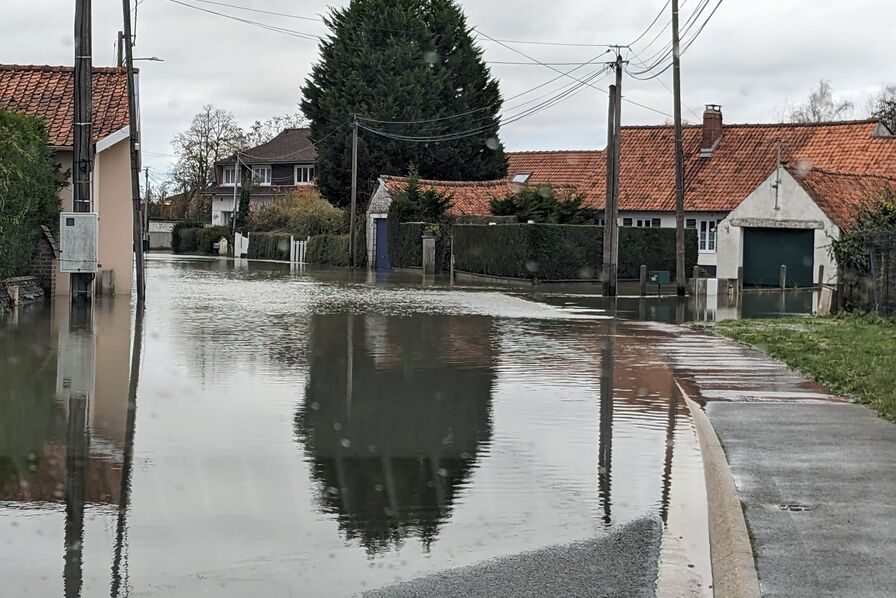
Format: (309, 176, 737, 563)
(59, 212, 99, 273)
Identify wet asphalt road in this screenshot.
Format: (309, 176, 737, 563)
(364, 517, 662, 598)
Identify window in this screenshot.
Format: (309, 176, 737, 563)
(224, 167, 238, 186)
(252, 166, 272, 186)
(622, 217, 633, 227)
(686, 218, 697, 230)
(221, 211, 233, 226)
(598, 217, 606, 226)
(512, 173, 532, 184)
(651, 218, 662, 228)
(699, 220, 717, 252)
(295, 165, 315, 185)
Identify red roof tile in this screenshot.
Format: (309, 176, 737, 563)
(508, 120, 896, 214)
(789, 167, 896, 230)
(0, 64, 131, 147)
(381, 175, 515, 217)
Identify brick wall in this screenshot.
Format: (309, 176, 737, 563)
(29, 225, 58, 295)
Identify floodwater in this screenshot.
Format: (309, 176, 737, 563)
(1, 256, 714, 597)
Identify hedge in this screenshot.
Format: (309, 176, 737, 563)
(247, 232, 292, 261)
(171, 222, 203, 253)
(453, 224, 698, 281)
(196, 226, 232, 255)
(307, 234, 350, 266)
(388, 222, 449, 271)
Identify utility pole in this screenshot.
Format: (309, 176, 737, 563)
(116, 31, 124, 67)
(144, 167, 150, 250)
(672, 0, 687, 296)
(121, 0, 145, 301)
(72, 0, 93, 302)
(349, 116, 359, 268)
(602, 53, 623, 297)
(231, 153, 240, 234)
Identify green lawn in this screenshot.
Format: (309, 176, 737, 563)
(712, 316, 896, 421)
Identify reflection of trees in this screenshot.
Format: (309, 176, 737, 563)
(296, 314, 495, 554)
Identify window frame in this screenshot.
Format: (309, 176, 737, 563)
(698, 219, 718, 253)
(622, 217, 633, 227)
(252, 165, 272, 187)
(223, 167, 238, 187)
(295, 165, 315, 186)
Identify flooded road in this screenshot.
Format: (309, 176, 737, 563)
(1, 256, 711, 597)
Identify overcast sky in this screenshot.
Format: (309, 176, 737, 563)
(4, 0, 894, 180)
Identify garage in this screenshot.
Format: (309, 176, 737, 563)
(743, 228, 814, 287)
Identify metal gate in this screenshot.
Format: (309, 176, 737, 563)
(743, 228, 814, 287)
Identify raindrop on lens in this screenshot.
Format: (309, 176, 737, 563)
(333, 422, 342, 431)
(340, 439, 351, 448)
(485, 137, 499, 150)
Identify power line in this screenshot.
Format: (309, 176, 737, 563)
(627, 0, 672, 47)
(165, 0, 321, 40)
(186, 0, 324, 22)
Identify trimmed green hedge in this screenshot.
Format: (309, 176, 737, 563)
(307, 234, 350, 266)
(388, 222, 425, 268)
(453, 224, 697, 281)
(247, 232, 291, 261)
(196, 226, 232, 255)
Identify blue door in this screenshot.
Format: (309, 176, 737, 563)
(375, 218, 391, 271)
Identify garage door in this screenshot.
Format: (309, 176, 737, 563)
(743, 228, 814, 287)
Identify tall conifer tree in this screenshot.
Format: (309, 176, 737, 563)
(302, 0, 507, 207)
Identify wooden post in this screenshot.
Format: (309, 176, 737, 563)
(639, 264, 647, 296)
(779, 264, 787, 290)
(736, 266, 744, 295)
(692, 265, 700, 295)
(817, 264, 825, 289)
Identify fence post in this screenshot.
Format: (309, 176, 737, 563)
(779, 264, 787, 290)
(639, 265, 647, 296)
(817, 264, 824, 289)
(692, 265, 700, 295)
(290, 235, 295, 263)
(737, 266, 744, 295)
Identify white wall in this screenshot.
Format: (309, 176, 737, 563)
(716, 169, 839, 285)
(211, 197, 234, 225)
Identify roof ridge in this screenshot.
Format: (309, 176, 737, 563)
(0, 64, 128, 74)
(505, 149, 603, 155)
(621, 119, 879, 131)
(790, 166, 896, 182)
(381, 175, 508, 186)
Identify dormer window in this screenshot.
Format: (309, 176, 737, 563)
(224, 166, 238, 186)
(512, 173, 532, 184)
(252, 165, 272, 186)
(295, 165, 315, 185)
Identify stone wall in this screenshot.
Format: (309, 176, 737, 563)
(29, 225, 58, 295)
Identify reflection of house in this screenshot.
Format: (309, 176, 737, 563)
(0, 65, 137, 295)
(203, 128, 318, 226)
(506, 108, 896, 286)
(296, 313, 495, 553)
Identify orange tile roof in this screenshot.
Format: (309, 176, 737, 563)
(508, 120, 896, 214)
(790, 167, 896, 230)
(381, 175, 515, 217)
(0, 64, 131, 147)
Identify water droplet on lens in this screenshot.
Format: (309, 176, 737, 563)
(340, 439, 351, 448)
(333, 422, 342, 431)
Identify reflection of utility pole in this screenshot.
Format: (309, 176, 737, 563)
(64, 392, 88, 598)
(598, 317, 616, 525)
(111, 306, 144, 597)
(659, 382, 680, 524)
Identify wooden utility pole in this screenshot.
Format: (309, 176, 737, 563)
(349, 116, 359, 268)
(116, 31, 124, 67)
(672, 0, 687, 296)
(602, 54, 623, 297)
(72, 0, 93, 301)
(121, 0, 145, 300)
(144, 167, 150, 250)
(231, 153, 240, 234)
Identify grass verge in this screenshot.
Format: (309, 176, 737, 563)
(712, 315, 896, 421)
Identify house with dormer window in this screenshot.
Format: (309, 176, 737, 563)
(203, 128, 317, 226)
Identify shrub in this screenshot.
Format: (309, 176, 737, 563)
(249, 189, 344, 237)
(389, 222, 425, 268)
(0, 109, 60, 279)
(489, 185, 600, 224)
(195, 225, 232, 255)
(178, 228, 199, 253)
(307, 234, 350, 266)
(386, 173, 453, 270)
(248, 232, 292, 261)
(171, 222, 203, 253)
(453, 224, 697, 281)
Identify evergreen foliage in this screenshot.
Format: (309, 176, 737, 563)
(831, 187, 896, 274)
(0, 109, 61, 279)
(490, 185, 600, 224)
(301, 0, 508, 207)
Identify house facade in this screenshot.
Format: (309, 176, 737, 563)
(0, 64, 137, 295)
(202, 128, 317, 226)
(507, 107, 896, 286)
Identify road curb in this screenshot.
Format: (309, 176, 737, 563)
(677, 381, 761, 598)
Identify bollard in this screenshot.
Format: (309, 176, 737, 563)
(817, 264, 825, 289)
(422, 234, 436, 276)
(736, 266, 744, 295)
(779, 264, 787, 290)
(639, 265, 647, 296)
(10, 285, 19, 306)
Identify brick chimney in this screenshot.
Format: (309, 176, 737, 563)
(700, 104, 723, 157)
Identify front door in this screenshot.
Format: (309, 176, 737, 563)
(375, 218, 391, 271)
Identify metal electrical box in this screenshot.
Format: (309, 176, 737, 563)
(59, 212, 99, 273)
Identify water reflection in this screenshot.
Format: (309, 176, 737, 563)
(296, 313, 495, 554)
